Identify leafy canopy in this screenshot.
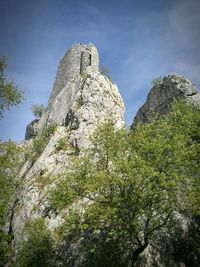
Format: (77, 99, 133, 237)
(15, 218, 53, 267)
(0, 141, 25, 266)
(50, 100, 200, 266)
(0, 57, 23, 118)
(31, 104, 45, 119)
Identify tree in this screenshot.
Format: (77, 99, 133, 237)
(15, 218, 54, 267)
(0, 141, 25, 266)
(31, 104, 45, 119)
(0, 57, 23, 118)
(50, 100, 200, 266)
(171, 215, 200, 267)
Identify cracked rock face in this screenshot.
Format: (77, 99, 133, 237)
(133, 73, 200, 124)
(25, 119, 39, 140)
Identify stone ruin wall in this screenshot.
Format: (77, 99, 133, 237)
(49, 43, 99, 104)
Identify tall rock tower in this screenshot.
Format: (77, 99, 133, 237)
(10, 44, 125, 255)
(26, 43, 124, 148)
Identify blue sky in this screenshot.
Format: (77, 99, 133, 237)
(0, 0, 200, 141)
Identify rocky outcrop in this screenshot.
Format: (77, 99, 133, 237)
(10, 45, 200, 266)
(10, 44, 125, 253)
(133, 73, 200, 124)
(34, 43, 100, 135)
(25, 43, 124, 149)
(25, 119, 39, 140)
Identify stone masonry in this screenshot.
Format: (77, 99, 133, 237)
(49, 43, 99, 104)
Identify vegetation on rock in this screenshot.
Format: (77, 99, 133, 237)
(0, 141, 25, 266)
(14, 218, 54, 267)
(25, 124, 57, 165)
(1, 100, 199, 266)
(55, 136, 69, 151)
(31, 104, 45, 119)
(151, 75, 162, 85)
(49, 100, 200, 266)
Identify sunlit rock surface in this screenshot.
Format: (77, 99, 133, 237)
(133, 73, 200, 125)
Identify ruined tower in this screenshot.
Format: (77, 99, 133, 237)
(49, 43, 99, 104)
(25, 43, 123, 141)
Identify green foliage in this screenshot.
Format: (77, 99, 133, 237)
(151, 75, 162, 85)
(0, 231, 12, 267)
(0, 124, 56, 265)
(0, 57, 23, 118)
(100, 65, 112, 82)
(54, 209, 82, 242)
(49, 101, 200, 265)
(0, 141, 24, 225)
(15, 218, 54, 267)
(0, 141, 25, 266)
(172, 215, 200, 267)
(31, 104, 45, 119)
(34, 173, 51, 191)
(26, 124, 57, 165)
(55, 137, 68, 151)
(42, 123, 57, 138)
(80, 71, 87, 78)
(76, 96, 84, 108)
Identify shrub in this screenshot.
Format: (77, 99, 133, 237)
(76, 96, 84, 108)
(55, 137, 68, 151)
(31, 104, 45, 119)
(27, 124, 57, 165)
(151, 75, 162, 85)
(15, 218, 54, 267)
(42, 124, 57, 138)
(49, 101, 200, 265)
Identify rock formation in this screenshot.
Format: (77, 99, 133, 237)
(25, 43, 124, 148)
(9, 44, 124, 256)
(7, 46, 200, 266)
(133, 73, 200, 124)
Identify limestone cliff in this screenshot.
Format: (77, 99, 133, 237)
(7, 46, 200, 266)
(133, 73, 200, 125)
(10, 44, 124, 254)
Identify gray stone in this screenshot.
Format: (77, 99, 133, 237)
(133, 73, 200, 124)
(12, 43, 124, 253)
(34, 44, 99, 134)
(49, 43, 99, 104)
(25, 119, 39, 140)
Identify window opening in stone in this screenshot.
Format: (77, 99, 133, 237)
(89, 54, 92, 66)
(80, 51, 84, 74)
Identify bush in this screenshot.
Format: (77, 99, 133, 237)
(27, 124, 57, 165)
(151, 75, 162, 85)
(49, 101, 200, 265)
(42, 124, 57, 138)
(55, 137, 68, 151)
(15, 218, 54, 267)
(31, 104, 45, 119)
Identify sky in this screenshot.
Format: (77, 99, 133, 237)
(0, 0, 200, 141)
